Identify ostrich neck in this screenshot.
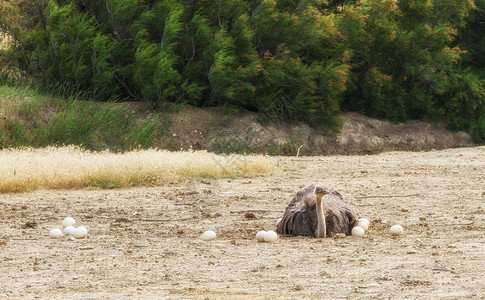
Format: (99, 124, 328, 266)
(315, 196, 326, 238)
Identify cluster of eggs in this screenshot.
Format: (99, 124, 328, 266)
(200, 217, 403, 242)
(256, 230, 278, 243)
(351, 218, 404, 237)
(351, 218, 370, 237)
(49, 217, 88, 239)
(199, 229, 279, 243)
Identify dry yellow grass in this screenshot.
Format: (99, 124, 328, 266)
(0, 146, 274, 193)
(0, 33, 12, 50)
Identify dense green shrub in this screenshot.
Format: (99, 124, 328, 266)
(0, 0, 484, 142)
(457, 0, 485, 77)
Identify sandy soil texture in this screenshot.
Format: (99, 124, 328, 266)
(1, 146, 485, 299)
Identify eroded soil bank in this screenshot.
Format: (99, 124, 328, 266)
(159, 107, 475, 155)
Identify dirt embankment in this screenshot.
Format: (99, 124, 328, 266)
(156, 106, 475, 155)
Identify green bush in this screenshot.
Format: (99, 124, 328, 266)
(440, 70, 485, 142)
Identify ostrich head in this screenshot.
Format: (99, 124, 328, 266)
(314, 185, 330, 238)
(314, 186, 330, 200)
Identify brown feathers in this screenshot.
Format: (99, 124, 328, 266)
(276, 183, 358, 237)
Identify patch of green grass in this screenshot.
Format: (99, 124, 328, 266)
(0, 84, 164, 151)
(0, 84, 39, 98)
(42, 100, 128, 150)
(87, 175, 123, 189)
(9, 123, 30, 146)
(126, 116, 161, 150)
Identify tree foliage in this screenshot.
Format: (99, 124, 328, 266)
(0, 0, 484, 141)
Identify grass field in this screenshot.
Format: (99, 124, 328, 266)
(0, 146, 273, 193)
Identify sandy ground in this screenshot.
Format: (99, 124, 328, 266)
(1, 146, 485, 299)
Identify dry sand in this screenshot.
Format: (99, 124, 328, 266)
(1, 146, 485, 299)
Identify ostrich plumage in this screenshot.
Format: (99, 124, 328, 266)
(276, 183, 358, 238)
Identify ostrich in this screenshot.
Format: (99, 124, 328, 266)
(276, 183, 358, 238)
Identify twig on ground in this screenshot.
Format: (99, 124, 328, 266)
(296, 145, 304, 157)
(174, 199, 203, 206)
(79, 246, 94, 250)
(100, 216, 133, 221)
(230, 209, 284, 214)
(449, 221, 474, 226)
(355, 193, 419, 199)
(140, 217, 192, 222)
(115, 217, 133, 222)
(99, 216, 192, 222)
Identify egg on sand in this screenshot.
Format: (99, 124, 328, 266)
(390, 224, 404, 236)
(263, 230, 278, 243)
(359, 218, 370, 226)
(49, 228, 63, 238)
(357, 221, 369, 231)
(72, 226, 88, 239)
(256, 230, 266, 242)
(64, 225, 76, 235)
(62, 217, 76, 228)
(200, 230, 216, 241)
(351, 226, 365, 237)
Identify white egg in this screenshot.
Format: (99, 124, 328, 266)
(64, 225, 76, 235)
(358, 221, 369, 231)
(256, 230, 266, 242)
(200, 230, 216, 241)
(263, 230, 278, 243)
(72, 226, 88, 239)
(390, 224, 404, 236)
(62, 217, 76, 228)
(276, 218, 282, 225)
(351, 226, 365, 237)
(49, 228, 63, 238)
(359, 218, 370, 226)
